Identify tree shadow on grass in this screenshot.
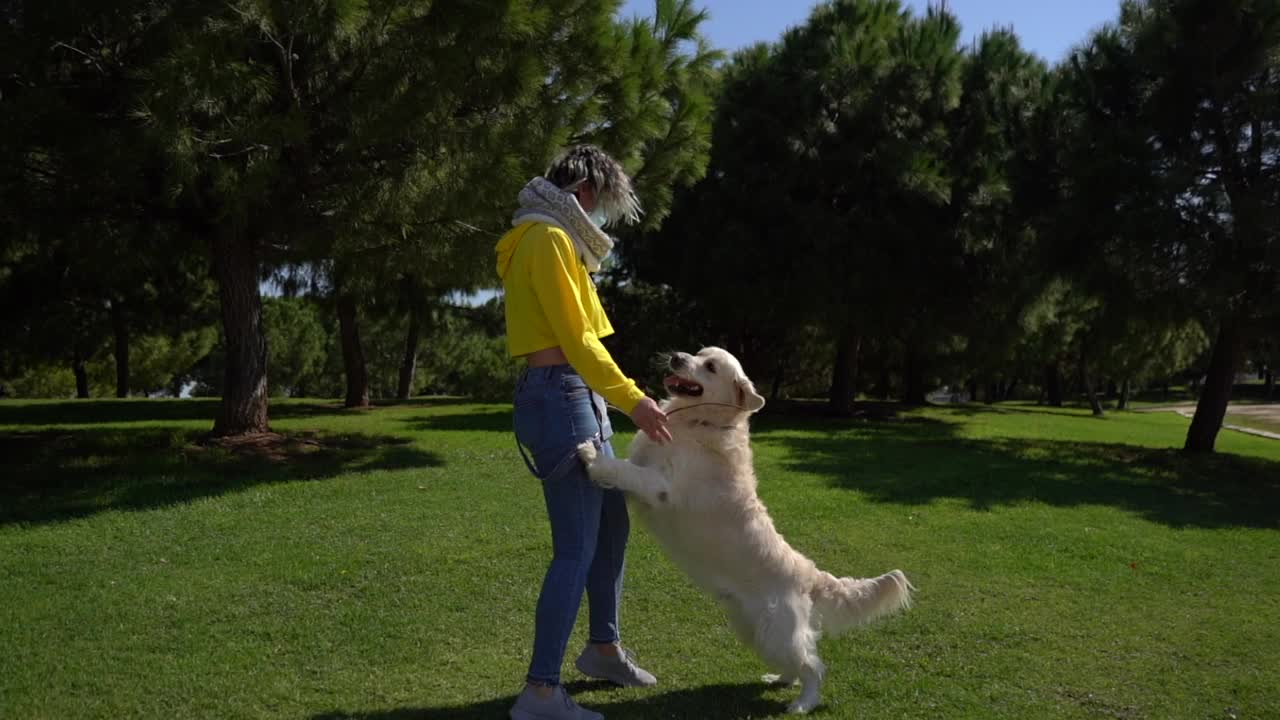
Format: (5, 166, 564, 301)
(403, 408, 513, 434)
(404, 407, 644, 436)
(909, 402, 1119, 418)
(0, 425, 443, 526)
(914, 403, 1006, 416)
(312, 681, 790, 720)
(405, 399, 934, 436)
(748, 408, 951, 435)
(757, 419, 1280, 530)
(0, 398, 227, 425)
(0, 397, 476, 427)
(988, 403, 1123, 418)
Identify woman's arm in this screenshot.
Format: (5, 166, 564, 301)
(528, 231, 647, 414)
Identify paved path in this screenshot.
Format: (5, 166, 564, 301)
(1138, 403, 1280, 440)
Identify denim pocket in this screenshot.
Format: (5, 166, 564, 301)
(515, 380, 560, 459)
(513, 394, 545, 464)
(560, 373, 591, 404)
(562, 374, 614, 442)
(515, 369, 614, 482)
(513, 370, 578, 480)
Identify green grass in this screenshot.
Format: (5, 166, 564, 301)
(1225, 412, 1280, 436)
(1, 398, 1278, 719)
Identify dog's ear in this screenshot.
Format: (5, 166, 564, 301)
(735, 377, 766, 413)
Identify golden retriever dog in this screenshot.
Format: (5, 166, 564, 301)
(576, 347, 913, 714)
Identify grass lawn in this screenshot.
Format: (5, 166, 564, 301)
(1225, 412, 1280, 436)
(1, 398, 1278, 719)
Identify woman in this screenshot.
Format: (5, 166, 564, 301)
(496, 145, 671, 720)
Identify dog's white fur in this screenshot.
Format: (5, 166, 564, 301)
(577, 347, 913, 714)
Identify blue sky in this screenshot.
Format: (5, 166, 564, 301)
(619, 0, 1122, 65)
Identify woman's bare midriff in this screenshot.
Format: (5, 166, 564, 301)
(525, 346, 569, 367)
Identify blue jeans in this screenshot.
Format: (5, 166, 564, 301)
(513, 365, 629, 686)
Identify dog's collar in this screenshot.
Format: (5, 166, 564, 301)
(665, 402, 744, 417)
(663, 402, 746, 431)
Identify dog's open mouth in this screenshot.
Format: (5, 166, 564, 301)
(664, 375, 704, 397)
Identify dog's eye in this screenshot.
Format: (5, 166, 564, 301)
(705, 361, 716, 374)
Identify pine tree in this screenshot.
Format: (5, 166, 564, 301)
(293, 0, 719, 409)
(0, 0, 214, 398)
(137, 0, 643, 429)
(1061, 0, 1280, 450)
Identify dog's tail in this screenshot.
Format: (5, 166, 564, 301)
(810, 569, 913, 636)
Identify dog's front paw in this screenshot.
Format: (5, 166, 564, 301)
(576, 441, 617, 487)
(576, 441, 598, 467)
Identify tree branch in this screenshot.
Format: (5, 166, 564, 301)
(52, 42, 105, 75)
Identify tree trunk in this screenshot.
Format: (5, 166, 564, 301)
(1080, 348, 1104, 416)
(985, 382, 997, 405)
(396, 306, 421, 401)
(1005, 377, 1019, 401)
(1185, 319, 1242, 453)
(967, 378, 978, 403)
(1266, 369, 1274, 400)
(211, 229, 270, 435)
(337, 292, 370, 408)
(72, 349, 89, 399)
(110, 299, 129, 398)
(874, 367, 891, 401)
(827, 329, 860, 415)
(1117, 378, 1131, 411)
(901, 345, 926, 405)
(770, 358, 786, 403)
(1044, 363, 1063, 407)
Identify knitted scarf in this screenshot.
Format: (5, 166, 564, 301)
(511, 177, 614, 272)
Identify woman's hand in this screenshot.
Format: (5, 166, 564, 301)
(629, 396, 672, 444)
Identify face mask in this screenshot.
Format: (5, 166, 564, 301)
(588, 206, 608, 228)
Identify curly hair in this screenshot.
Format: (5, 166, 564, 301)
(544, 145, 642, 227)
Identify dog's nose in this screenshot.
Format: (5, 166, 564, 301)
(670, 352, 692, 370)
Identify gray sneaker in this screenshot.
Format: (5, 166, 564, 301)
(509, 684, 603, 720)
(574, 644, 658, 687)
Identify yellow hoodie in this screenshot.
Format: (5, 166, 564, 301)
(495, 222, 646, 414)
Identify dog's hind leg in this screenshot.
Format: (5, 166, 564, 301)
(788, 658, 825, 714)
(718, 596, 800, 687)
(754, 595, 826, 714)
